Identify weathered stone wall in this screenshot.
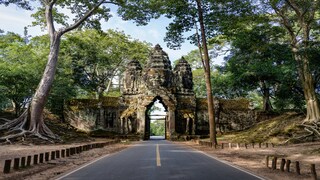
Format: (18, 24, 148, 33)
(196, 98, 256, 134)
(64, 97, 123, 132)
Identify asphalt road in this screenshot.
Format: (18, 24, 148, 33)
(56, 139, 263, 180)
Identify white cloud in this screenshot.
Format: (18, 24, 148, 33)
(0, 13, 27, 24)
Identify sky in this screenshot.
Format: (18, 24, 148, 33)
(0, 3, 199, 62)
(0, 3, 225, 64)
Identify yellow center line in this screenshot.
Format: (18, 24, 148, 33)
(156, 144, 161, 167)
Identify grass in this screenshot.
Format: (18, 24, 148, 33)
(216, 112, 305, 144)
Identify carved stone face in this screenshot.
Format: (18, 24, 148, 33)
(123, 45, 194, 95)
(174, 57, 193, 92)
(143, 44, 173, 89)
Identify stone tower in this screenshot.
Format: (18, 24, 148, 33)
(122, 59, 142, 94)
(143, 44, 173, 89)
(174, 56, 193, 94)
(121, 44, 196, 139)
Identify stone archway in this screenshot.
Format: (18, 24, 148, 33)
(144, 96, 168, 140)
(135, 95, 176, 140)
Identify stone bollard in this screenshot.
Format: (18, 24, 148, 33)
(3, 159, 12, 173)
(229, 143, 232, 149)
(280, 158, 286, 171)
(39, 153, 44, 163)
(51, 151, 56, 160)
(72, 147, 76, 155)
(286, 159, 291, 172)
(13, 158, 20, 170)
(66, 148, 70, 157)
(26, 156, 31, 166)
(56, 150, 60, 159)
(272, 156, 277, 170)
(33, 154, 38, 165)
(70, 148, 74, 155)
(295, 161, 301, 175)
(311, 164, 317, 180)
(45, 152, 50, 161)
(237, 143, 240, 149)
(61, 149, 65, 158)
(21, 157, 26, 168)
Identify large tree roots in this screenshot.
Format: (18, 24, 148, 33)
(0, 110, 60, 144)
(284, 121, 320, 144)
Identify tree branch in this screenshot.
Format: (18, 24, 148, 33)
(45, 0, 57, 39)
(59, 1, 118, 35)
(285, 0, 302, 18)
(272, 4, 297, 46)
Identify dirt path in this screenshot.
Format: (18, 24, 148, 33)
(0, 140, 130, 180)
(178, 141, 320, 180)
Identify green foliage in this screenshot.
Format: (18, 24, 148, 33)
(217, 20, 305, 111)
(61, 29, 151, 98)
(0, 32, 77, 117)
(150, 120, 165, 136)
(0, 32, 44, 116)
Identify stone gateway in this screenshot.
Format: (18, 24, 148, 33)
(65, 45, 258, 140)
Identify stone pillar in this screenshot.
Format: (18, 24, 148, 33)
(192, 117, 196, 135)
(168, 108, 176, 139)
(120, 118, 124, 134)
(137, 106, 146, 135)
(124, 118, 128, 134)
(186, 117, 190, 134)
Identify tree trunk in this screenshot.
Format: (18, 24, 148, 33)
(28, 33, 62, 137)
(261, 81, 273, 112)
(295, 62, 320, 124)
(0, 33, 61, 141)
(0, 0, 107, 142)
(196, 0, 217, 145)
(294, 52, 320, 123)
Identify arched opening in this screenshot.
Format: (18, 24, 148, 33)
(145, 97, 167, 140)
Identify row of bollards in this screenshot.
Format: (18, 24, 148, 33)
(195, 140, 318, 179)
(196, 140, 275, 149)
(266, 155, 317, 180)
(3, 140, 120, 174)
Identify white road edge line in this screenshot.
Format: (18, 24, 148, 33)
(196, 149, 266, 180)
(55, 144, 137, 180)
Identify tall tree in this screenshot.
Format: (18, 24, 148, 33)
(0, 0, 156, 142)
(225, 22, 294, 111)
(260, 0, 320, 123)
